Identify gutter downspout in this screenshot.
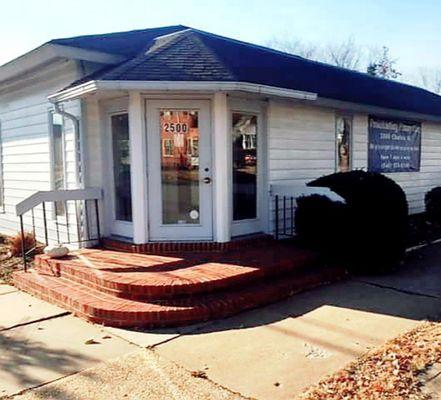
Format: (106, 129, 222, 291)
(51, 102, 83, 189)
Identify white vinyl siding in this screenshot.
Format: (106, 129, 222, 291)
(0, 61, 81, 241)
(267, 99, 441, 231)
(268, 100, 336, 187)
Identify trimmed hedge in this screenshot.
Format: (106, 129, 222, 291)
(305, 170, 408, 274)
(294, 194, 346, 255)
(425, 187, 441, 226)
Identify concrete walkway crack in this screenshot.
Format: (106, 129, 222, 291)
(426, 369, 441, 383)
(0, 312, 69, 332)
(0, 290, 18, 296)
(355, 279, 441, 300)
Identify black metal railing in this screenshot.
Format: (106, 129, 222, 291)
(15, 188, 102, 271)
(274, 194, 296, 240)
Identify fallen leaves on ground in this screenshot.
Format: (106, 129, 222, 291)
(298, 322, 441, 400)
(0, 235, 23, 284)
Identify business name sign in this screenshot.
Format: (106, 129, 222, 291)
(368, 117, 421, 173)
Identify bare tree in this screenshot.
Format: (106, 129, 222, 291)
(366, 46, 401, 79)
(265, 36, 405, 80)
(265, 36, 322, 61)
(416, 68, 441, 94)
(323, 37, 363, 70)
(265, 36, 364, 71)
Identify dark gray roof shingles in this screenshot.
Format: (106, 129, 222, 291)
(53, 26, 441, 117)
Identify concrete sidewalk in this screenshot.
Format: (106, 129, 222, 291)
(0, 289, 138, 397)
(3, 243, 441, 399)
(155, 280, 441, 399)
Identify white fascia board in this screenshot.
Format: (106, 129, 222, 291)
(0, 44, 125, 85)
(0, 44, 58, 83)
(49, 44, 126, 64)
(49, 80, 318, 102)
(48, 80, 99, 103)
(49, 79, 441, 122)
(316, 97, 441, 123)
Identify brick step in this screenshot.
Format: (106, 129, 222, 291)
(34, 246, 317, 300)
(13, 266, 346, 328)
(102, 235, 274, 254)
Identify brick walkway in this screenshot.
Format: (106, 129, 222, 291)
(13, 241, 345, 328)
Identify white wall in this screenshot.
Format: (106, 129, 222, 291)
(0, 60, 82, 242)
(267, 99, 441, 230)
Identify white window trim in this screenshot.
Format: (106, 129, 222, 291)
(228, 98, 269, 237)
(0, 119, 4, 213)
(335, 113, 354, 172)
(48, 109, 67, 219)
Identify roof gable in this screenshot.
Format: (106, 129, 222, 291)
(97, 30, 235, 82)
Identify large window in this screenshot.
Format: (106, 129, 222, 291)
(111, 113, 132, 222)
(0, 120, 4, 211)
(232, 113, 258, 221)
(336, 115, 352, 172)
(50, 112, 65, 216)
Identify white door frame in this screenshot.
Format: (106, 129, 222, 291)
(229, 97, 268, 237)
(146, 99, 213, 241)
(102, 98, 134, 238)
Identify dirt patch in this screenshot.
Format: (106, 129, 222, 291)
(0, 235, 23, 284)
(298, 322, 441, 400)
(0, 234, 40, 284)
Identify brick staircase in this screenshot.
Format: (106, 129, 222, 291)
(13, 240, 346, 328)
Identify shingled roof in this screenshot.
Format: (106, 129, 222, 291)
(55, 26, 441, 117)
(49, 25, 188, 57)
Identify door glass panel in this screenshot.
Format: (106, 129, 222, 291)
(232, 113, 257, 221)
(111, 114, 132, 222)
(160, 110, 200, 225)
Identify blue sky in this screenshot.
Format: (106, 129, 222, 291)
(1, 0, 440, 77)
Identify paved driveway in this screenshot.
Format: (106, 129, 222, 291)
(3, 243, 441, 399)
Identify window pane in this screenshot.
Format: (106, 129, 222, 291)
(336, 116, 352, 172)
(232, 113, 257, 221)
(112, 114, 132, 222)
(160, 110, 200, 224)
(51, 113, 65, 216)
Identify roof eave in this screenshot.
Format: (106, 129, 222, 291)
(0, 44, 126, 85)
(48, 79, 318, 102)
(49, 79, 441, 122)
(48, 80, 99, 103)
(316, 97, 441, 123)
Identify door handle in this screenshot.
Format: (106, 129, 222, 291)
(203, 177, 212, 184)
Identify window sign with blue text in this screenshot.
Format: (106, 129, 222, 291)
(368, 117, 421, 173)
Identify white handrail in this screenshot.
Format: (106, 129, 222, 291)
(16, 188, 102, 216)
(270, 184, 345, 202)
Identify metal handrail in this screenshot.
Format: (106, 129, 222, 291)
(16, 188, 103, 271)
(16, 188, 102, 216)
(271, 184, 345, 240)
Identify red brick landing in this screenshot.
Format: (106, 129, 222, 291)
(13, 241, 346, 328)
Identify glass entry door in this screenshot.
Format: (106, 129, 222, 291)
(146, 100, 213, 241)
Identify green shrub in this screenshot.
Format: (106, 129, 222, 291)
(307, 170, 408, 274)
(294, 194, 346, 255)
(425, 187, 441, 226)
